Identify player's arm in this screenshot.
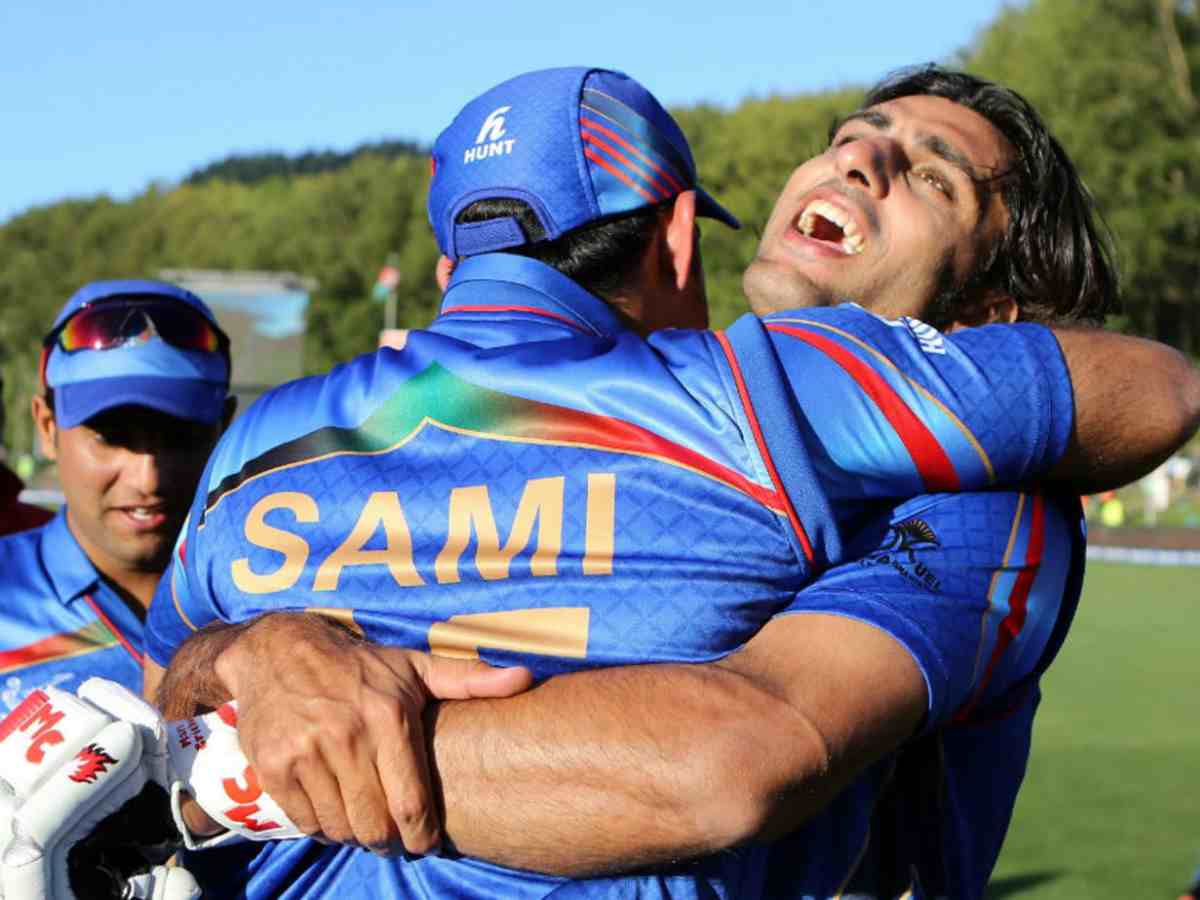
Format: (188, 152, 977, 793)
(164, 491, 1071, 876)
(165, 607, 923, 874)
(429, 492, 1073, 870)
(441, 611, 927, 865)
(736, 308, 1200, 501)
(1048, 327, 1200, 492)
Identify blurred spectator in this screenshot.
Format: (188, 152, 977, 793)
(1098, 491, 1126, 527)
(1140, 461, 1172, 525)
(1166, 453, 1194, 488)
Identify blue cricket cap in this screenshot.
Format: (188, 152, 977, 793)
(43, 279, 231, 430)
(428, 67, 740, 259)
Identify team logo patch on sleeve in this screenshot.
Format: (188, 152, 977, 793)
(861, 517, 943, 592)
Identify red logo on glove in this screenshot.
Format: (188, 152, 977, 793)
(216, 703, 238, 728)
(222, 766, 282, 833)
(68, 743, 118, 783)
(0, 690, 66, 764)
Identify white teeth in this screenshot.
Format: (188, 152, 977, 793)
(128, 508, 154, 519)
(797, 199, 865, 255)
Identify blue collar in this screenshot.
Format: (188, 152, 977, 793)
(41, 509, 101, 604)
(439, 254, 628, 339)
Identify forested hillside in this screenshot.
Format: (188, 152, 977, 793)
(2, 0, 1196, 456)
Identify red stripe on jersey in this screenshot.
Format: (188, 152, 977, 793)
(583, 148, 662, 204)
(714, 331, 815, 563)
(0, 622, 117, 674)
(955, 493, 1045, 721)
(580, 116, 685, 193)
(83, 594, 143, 668)
(440, 305, 593, 334)
(767, 323, 960, 491)
(541, 401, 793, 515)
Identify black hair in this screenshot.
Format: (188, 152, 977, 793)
(455, 199, 664, 300)
(851, 65, 1119, 327)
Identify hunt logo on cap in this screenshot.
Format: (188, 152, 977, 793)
(464, 105, 516, 164)
(429, 67, 740, 259)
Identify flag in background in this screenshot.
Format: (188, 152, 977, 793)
(373, 264, 400, 302)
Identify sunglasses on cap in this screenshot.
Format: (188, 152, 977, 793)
(40, 295, 230, 386)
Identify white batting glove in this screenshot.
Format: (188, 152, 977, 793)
(0, 677, 306, 899)
(162, 700, 302, 850)
(123, 866, 202, 900)
(0, 680, 198, 899)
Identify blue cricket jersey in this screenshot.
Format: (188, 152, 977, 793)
(146, 253, 1075, 898)
(0, 511, 145, 711)
(764, 490, 1085, 899)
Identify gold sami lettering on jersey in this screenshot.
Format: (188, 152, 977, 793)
(314, 492, 424, 591)
(230, 474, 616, 594)
(231, 492, 318, 593)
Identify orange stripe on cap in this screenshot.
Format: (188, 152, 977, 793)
(580, 116, 684, 193)
(581, 130, 675, 201)
(583, 148, 662, 205)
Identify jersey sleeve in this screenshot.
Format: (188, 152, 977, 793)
(721, 305, 1074, 510)
(774, 490, 1083, 728)
(145, 547, 209, 668)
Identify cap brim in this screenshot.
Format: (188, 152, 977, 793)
(695, 186, 741, 230)
(53, 377, 227, 430)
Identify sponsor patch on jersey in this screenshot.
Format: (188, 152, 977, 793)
(860, 517, 943, 592)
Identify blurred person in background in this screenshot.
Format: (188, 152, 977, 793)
(0, 280, 233, 710)
(0, 371, 53, 536)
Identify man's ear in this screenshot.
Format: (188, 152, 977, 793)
(30, 394, 57, 461)
(436, 256, 457, 293)
(946, 289, 1018, 332)
(662, 191, 699, 293)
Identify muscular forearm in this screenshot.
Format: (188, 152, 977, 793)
(427, 661, 828, 876)
(428, 612, 924, 875)
(162, 612, 916, 876)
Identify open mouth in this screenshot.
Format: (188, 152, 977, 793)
(116, 505, 170, 529)
(796, 199, 864, 255)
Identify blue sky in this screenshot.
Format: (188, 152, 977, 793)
(0, 0, 1014, 223)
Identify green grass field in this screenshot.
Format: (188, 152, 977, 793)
(987, 563, 1200, 899)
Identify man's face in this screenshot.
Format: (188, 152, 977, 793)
(743, 94, 1014, 321)
(35, 403, 222, 577)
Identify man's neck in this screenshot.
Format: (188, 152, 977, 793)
(63, 511, 161, 619)
(98, 570, 159, 620)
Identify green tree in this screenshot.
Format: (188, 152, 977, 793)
(967, 0, 1200, 349)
